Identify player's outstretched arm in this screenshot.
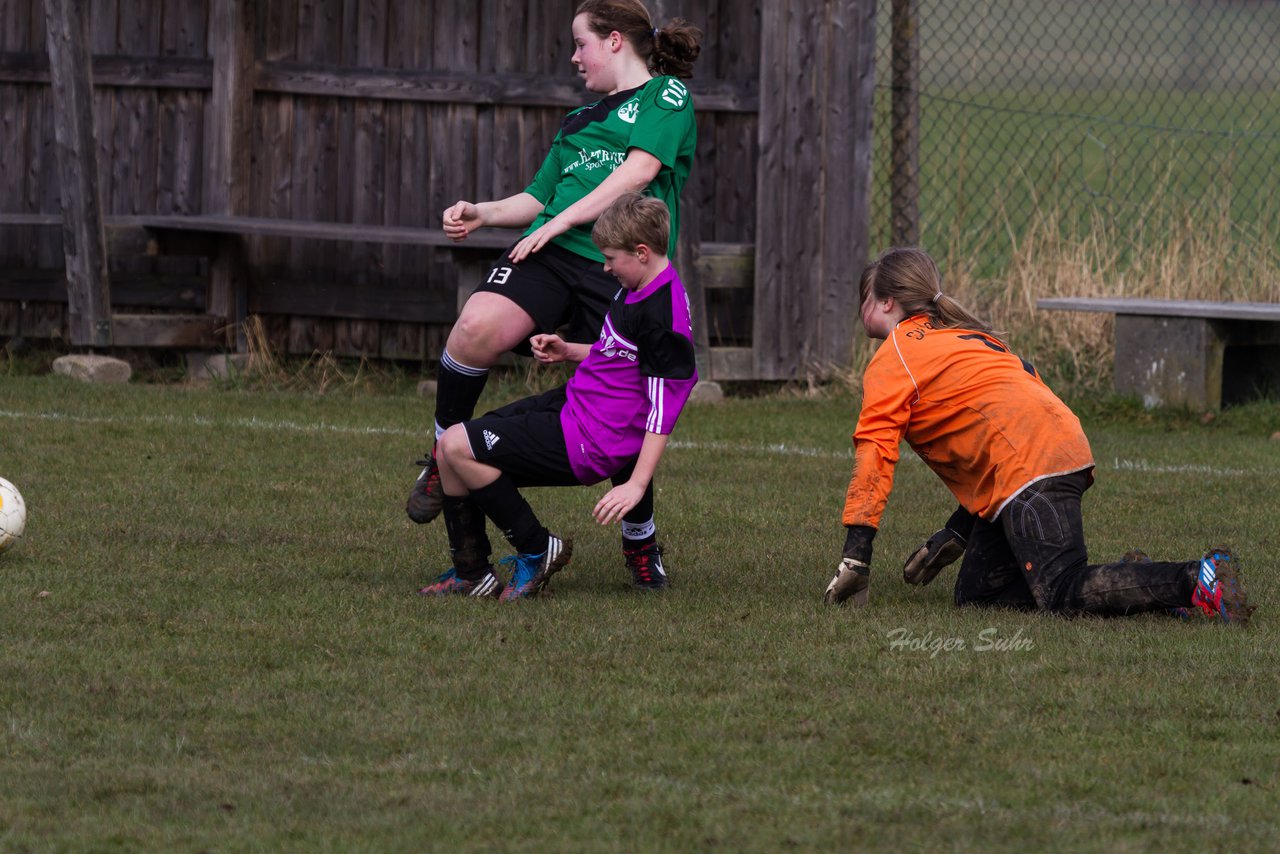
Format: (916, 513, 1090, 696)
(509, 151, 662, 263)
(442, 192, 543, 242)
(594, 432, 669, 526)
(530, 334, 590, 365)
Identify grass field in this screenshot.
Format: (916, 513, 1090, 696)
(1, 373, 1278, 850)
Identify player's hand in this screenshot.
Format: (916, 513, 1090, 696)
(824, 558, 870, 607)
(902, 527, 967, 586)
(509, 217, 570, 263)
(442, 201, 482, 242)
(530, 333, 569, 364)
(593, 482, 645, 526)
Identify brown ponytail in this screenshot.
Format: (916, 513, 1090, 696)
(863, 247, 997, 338)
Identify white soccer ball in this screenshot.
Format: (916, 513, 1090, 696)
(0, 477, 27, 553)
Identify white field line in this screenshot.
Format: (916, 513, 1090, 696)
(0, 408, 1252, 477)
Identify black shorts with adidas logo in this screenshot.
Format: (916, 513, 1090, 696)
(462, 386, 583, 488)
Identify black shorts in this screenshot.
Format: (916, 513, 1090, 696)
(474, 242, 617, 355)
(463, 386, 583, 488)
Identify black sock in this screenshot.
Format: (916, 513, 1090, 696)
(470, 475, 547, 555)
(442, 495, 492, 579)
(435, 350, 490, 431)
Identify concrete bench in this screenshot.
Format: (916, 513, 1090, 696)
(1036, 297, 1280, 410)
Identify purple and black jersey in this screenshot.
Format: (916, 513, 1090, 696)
(561, 264, 698, 483)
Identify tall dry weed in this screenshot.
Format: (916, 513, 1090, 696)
(941, 198, 1280, 395)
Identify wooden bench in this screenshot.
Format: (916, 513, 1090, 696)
(0, 212, 517, 348)
(3, 212, 752, 365)
(1036, 297, 1280, 410)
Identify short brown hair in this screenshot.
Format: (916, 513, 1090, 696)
(592, 192, 670, 255)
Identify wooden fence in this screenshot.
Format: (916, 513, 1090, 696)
(0, 0, 874, 379)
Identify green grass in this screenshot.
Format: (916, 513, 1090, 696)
(1, 376, 1278, 851)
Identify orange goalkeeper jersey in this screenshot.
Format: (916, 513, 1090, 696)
(842, 315, 1094, 528)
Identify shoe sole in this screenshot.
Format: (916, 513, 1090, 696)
(406, 457, 443, 524)
(418, 575, 504, 598)
(1207, 547, 1254, 626)
(406, 494, 443, 524)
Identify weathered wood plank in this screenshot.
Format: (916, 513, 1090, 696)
(1, 0, 34, 52)
(260, 0, 296, 61)
(332, 317, 381, 357)
(0, 269, 206, 308)
(288, 314, 334, 353)
(709, 345, 754, 380)
(251, 91, 295, 278)
(18, 300, 66, 337)
(88, 0, 118, 54)
(160, 0, 207, 58)
(115, 0, 159, 56)
(384, 0, 421, 70)
(379, 319, 424, 361)
(0, 84, 26, 261)
(28, 83, 62, 269)
(253, 63, 756, 111)
(0, 52, 758, 111)
(112, 311, 221, 347)
(0, 51, 211, 86)
(43, 0, 112, 347)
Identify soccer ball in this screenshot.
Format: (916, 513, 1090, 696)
(0, 477, 26, 553)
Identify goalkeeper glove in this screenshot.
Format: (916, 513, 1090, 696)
(825, 525, 875, 606)
(901, 527, 967, 586)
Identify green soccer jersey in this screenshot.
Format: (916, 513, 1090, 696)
(523, 75, 696, 261)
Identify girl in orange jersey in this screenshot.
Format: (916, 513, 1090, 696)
(824, 248, 1252, 624)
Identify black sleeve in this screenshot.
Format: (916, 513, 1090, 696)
(638, 325, 697, 380)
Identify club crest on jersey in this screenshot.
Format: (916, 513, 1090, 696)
(658, 79, 689, 110)
(616, 100, 639, 124)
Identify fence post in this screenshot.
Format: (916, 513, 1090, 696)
(754, 0, 876, 380)
(42, 0, 111, 348)
(207, 0, 255, 350)
(890, 0, 920, 246)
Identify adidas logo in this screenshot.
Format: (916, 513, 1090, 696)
(483, 429, 500, 450)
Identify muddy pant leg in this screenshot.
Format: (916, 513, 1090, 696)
(1002, 470, 1196, 616)
(953, 515, 1038, 610)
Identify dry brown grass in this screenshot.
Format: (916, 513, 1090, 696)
(233, 314, 389, 394)
(938, 201, 1280, 394)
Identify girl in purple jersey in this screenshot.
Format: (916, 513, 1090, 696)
(421, 194, 697, 600)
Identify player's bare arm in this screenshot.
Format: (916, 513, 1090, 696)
(593, 432, 668, 526)
(442, 192, 543, 242)
(509, 150, 662, 263)
(530, 334, 590, 365)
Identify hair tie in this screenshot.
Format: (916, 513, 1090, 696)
(932, 291, 944, 304)
(652, 27, 660, 39)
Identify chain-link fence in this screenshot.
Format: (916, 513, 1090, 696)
(870, 0, 1280, 278)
